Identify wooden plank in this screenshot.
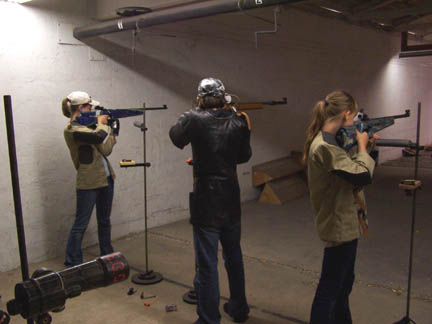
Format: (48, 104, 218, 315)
(290, 150, 304, 166)
(258, 175, 308, 205)
(252, 156, 304, 187)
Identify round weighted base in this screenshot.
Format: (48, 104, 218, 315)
(182, 289, 198, 305)
(393, 317, 415, 324)
(0, 310, 10, 324)
(132, 270, 163, 285)
(36, 313, 52, 324)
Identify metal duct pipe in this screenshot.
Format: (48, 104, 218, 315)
(74, 0, 305, 39)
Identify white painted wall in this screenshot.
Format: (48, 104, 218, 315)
(0, 1, 431, 271)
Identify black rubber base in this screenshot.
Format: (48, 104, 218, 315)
(132, 270, 163, 285)
(393, 316, 416, 324)
(0, 311, 10, 324)
(183, 289, 198, 305)
(37, 313, 52, 324)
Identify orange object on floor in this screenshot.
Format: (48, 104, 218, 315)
(144, 298, 158, 307)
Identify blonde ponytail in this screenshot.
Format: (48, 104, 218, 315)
(302, 91, 358, 165)
(62, 98, 81, 118)
(62, 98, 71, 118)
(302, 100, 327, 165)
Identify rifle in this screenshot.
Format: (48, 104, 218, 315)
(76, 105, 168, 130)
(336, 109, 413, 151)
(230, 97, 287, 110)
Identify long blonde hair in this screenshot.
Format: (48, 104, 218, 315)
(302, 91, 357, 165)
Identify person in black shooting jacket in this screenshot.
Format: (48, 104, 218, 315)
(169, 78, 252, 324)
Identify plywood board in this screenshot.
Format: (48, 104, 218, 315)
(252, 156, 304, 187)
(258, 175, 308, 205)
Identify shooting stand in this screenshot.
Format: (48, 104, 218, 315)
(121, 103, 167, 285)
(183, 288, 198, 305)
(393, 102, 422, 324)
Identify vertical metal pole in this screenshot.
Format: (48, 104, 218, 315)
(405, 102, 421, 320)
(4, 96, 30, 281)
(131, 104, 162, 285)
(413, 103, 421, 180)
(143, 103, 149, 272)
(3, 95, 34, 324)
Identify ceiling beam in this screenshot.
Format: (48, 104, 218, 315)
(350, 0, 398, 16)
(295, 0, 349, 14)
(399, 49, 432, 58)
(349, 1, 432, 21)
(401, 31, 432, 51)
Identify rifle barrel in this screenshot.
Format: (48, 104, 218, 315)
(233, 97, 287, 106)
(369, 109, 410, 121)
(375, 139, 417, 148)
(96, 105, 168, 111)
(392, 109, 410, 119)
(144, 105, 168, 110)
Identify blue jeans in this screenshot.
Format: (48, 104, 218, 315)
(193, 221, 249, 324)
(65, 177, 114, 266)
(310, 239, 358, 324)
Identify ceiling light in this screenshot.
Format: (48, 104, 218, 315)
(320, 6, 343, 14)
(408, 31, 416, 35)
(5, 0, 32, 3)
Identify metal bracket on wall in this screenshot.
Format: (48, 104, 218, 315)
(399, 31, 432, 58)
(255, 6, 281, 49)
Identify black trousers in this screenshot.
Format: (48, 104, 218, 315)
(192, 221, 249, 324)
(310, 239, 358, 324)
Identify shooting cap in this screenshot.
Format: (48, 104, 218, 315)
(67, 91, 100, 107)
(197, 78, 225, 98)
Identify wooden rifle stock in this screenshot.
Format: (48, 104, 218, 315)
(232, 103, 263, 110)
(231, 97, 287, 111)
(354, 192, 369, 237)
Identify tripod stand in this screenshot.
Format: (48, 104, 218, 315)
(393, 102, 422, 324)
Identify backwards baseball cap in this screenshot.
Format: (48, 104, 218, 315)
(67, 91, 100, 107)
(197, 78, 225, 98)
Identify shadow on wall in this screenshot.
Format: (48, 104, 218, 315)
(79, 36, 302, 157)
(82, 37, 201, 101)
(35, 127, 76, 263)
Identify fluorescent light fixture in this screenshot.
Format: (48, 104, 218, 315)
(407, 31, 416, 35)
(5, 0, 32, 3)
(320, 6, 343, 14)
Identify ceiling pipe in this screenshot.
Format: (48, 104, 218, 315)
(74, 0, 306, 40)
(150, 0, 215, 12)
(95, 0, 213, 22)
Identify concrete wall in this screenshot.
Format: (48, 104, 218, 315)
(0, 1, 431, 271)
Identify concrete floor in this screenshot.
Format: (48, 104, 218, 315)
(1, 163, 431, 324)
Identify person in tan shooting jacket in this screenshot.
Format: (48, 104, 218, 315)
(303, 91, 377, 324)
(61, 91, 116, 267)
